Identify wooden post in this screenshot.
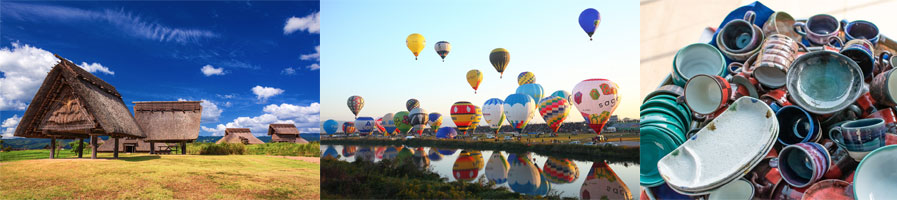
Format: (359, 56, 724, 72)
(181, 141, 186, 155)
(49, 138, 56, 159)
(150, 142, 155, 154)
(113, 137, 119, 159)
(91, 135, 97, 159)
(77, 138, 84, 158)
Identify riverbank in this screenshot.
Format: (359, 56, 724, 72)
(321, 138, 639, 163)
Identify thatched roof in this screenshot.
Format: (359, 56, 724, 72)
(133, 101, 202, 142)
(268, 124, 308, 143)
(97, 137, 169, 153)
(217, 128, 264, 144)
(14, 55, 144, 139)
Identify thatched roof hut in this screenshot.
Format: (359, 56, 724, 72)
(217, 128, 264, 144)
(133, 101, 202, 142)
(97, 137, 169, 153)
(14, 55, 144, 139)
(268, 124, 309, 144)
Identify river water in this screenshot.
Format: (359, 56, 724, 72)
(323, 144, 639, 199)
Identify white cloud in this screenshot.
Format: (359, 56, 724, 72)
(200, 102, 320, 136)
(1, 42, 114, 111)
(283, 12, 319, 34)
(306, 63, 320, 70)
(300, 45, 320, 61)
(281, 67, 296, 75)
(251, 86, 284, 103)
(180, 98, 224, 123)
(78, 62, 115, 75)
(216, 94, 235, 99)
(201, 64, 225, 76)
(2, 115, 21, 138)
(2, 2, 218, 44)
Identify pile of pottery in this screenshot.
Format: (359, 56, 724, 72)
(640, 2, 897, 200)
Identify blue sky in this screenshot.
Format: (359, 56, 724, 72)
(1, 1, 320, 137)
(321, 0, 639, 125)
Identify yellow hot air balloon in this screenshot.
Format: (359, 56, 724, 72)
(467, 69, 483, 94)
(406, 33, 426, 60)
(489, 48, 510, 78)
(517, 71, 536, 86)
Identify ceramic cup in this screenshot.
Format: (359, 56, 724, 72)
(855, 92, 877, 117)
(761, 88, 790, 106)
(878, 52, 894, 73)
(840, 39, 876, 80)
(763, 11, 802, 42)
(830, 119, 888, 161)
(776, 106, 817, 146)
(673, 43, 727, 86)
(841, 20, 880, 44)
(777, 142, 831, 188)
(786, 51, 864, 115)
(794, 14, 842, 46)
(754, 34, 804, 89)
(718, 11, 762, 54)
(685, 74, 732, 115)
(870, 69, 897, 107)
(865, 108, 897, 126)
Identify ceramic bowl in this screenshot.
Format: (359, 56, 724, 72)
(786, 51, 864, 114)
(642, 98, 692, 124)
(641, 107, 688, 129)
(640, 126, 682, 187)
(853, 145, 897, 200)
(673, 43, 727, 86)
(801, 179, 852, 200)
(708, 178, 755, 200)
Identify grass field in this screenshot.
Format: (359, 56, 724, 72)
(0, 150, 319, 199)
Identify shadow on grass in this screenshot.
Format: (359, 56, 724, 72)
(121, 155, 162, 162)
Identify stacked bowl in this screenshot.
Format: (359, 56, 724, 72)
(640, 85, 691, 187)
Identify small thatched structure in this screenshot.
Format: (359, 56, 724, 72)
(133, 101, 202, 154)
(13, 55, 144, 159)
(268, 124, 309, 144)
(217, 128, 264, 144)
(97, 137, 170, 153)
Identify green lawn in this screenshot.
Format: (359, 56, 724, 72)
(0, 150, 319, 199)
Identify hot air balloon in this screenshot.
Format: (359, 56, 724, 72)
(503, 94, 536, 133)
(355, 117, 376, 136)
(508, 153, 541, 195)
(435, 41, 451, 62)
(323, 146, 339, 160)
(535, 168, 552, 196)
(466, 69, 483, 94)
(409, 108, 429, 136)
(543, 157, 580, 184)
(375, 146, 387, 159)
(356, 147, 374, 162)
(451, 101, 477, 134)
(579, 8, 601, 41)
(581, 161, 632, 200)
(468, 106, 483, 134)
(516, 83, 544, 105)
(428, 148, 444, 161)
(342, 122, 356, 135)
(406, 33, 425, 60)
(412, 147, 430, 169)
(383, 146, 399, 160)
(396, 147, 415, 166)
(438, 148, 457, 156)
(342, 146, 357, 157)
(374, 118, 386, 134)
(436, 127, 457, 139)
(483, 98, 506, 134)
(406, 98, 420, 111)
(538, 96, 571, 133)
(489, 48, 510, 78)
(428, 112, 443, 131)
(382, 113, 396, 136)
(347, 96, 364, 118)
(485, 152, 510, 184)
(551, 90, 573, 105)
(518, 71, 536, 85)
(323, 119, 339, 135)
(469, 150, 485, 169)
(572, 79, 620, 135)
(453, 151, 480, 182)
(393, 111, 413, 134)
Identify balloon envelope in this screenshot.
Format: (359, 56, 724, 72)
(485, 152, 510, 184)
(409, 108, 428, 135)
(347, 96, 364, 117)
(394, 111, 413, 134)
(406, 98, 420, 111)
(551, 90, 573, 105)
(322, 146, 339, 160)
(382, 113, 396, 135)
(323, 119, 339, 134)
(450, 101, 477, 134)
(581, 161, 632, 200)
(543, 157, 580, 184)
(579, 8, 601, 40)
(503, 94, 536, 133)
(466, 69, 483, 94)
(342, 146, 356, 157)
(435, 41, 451, 61)
(538, 96, 571, 133)
(518, 71, 536, 85)
(572, 79, 620, 135)
(469, 106, 482, 133)
(412, 147, 430, 169)
(406, 33, 425, 60)
(516, 83, 544, 105)
(427, 148, 444, 161)
(438, 148, 457, 156)
(355, 117, 376, 136)
(428, 112, 443, 130)
(483, 98, 506, 133)
(453, 151, 480, 182)
(342, 122, 356, 134)
(356, 147, 374, 162)
(508, 153, 541, 195)
(374, 118, 386, 134)
(436, 127, 457, 139)
(489, 48, 510, 78)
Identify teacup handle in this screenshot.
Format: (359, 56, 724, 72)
(840, 19, 849, 32)
(728, 62, 743, 74)
(796, 42, 810, 52)
(743, 11, 756, 24)
(829, 127, 845, 144)
(794, 22, 808, 36)
(826, 37, 844, 49)
(880, 51, 893, 71)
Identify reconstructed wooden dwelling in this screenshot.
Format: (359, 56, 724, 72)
(133, 101, 202, 154)
(268, 124, 309, 144)
(14, 55, 145, 159)
(97, 137, 169, 153)
(217, 128, 265, 144)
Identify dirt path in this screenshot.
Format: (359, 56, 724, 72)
(273, 156, 320, 164)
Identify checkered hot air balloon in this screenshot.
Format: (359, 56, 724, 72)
(538, 96, 571, 133)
